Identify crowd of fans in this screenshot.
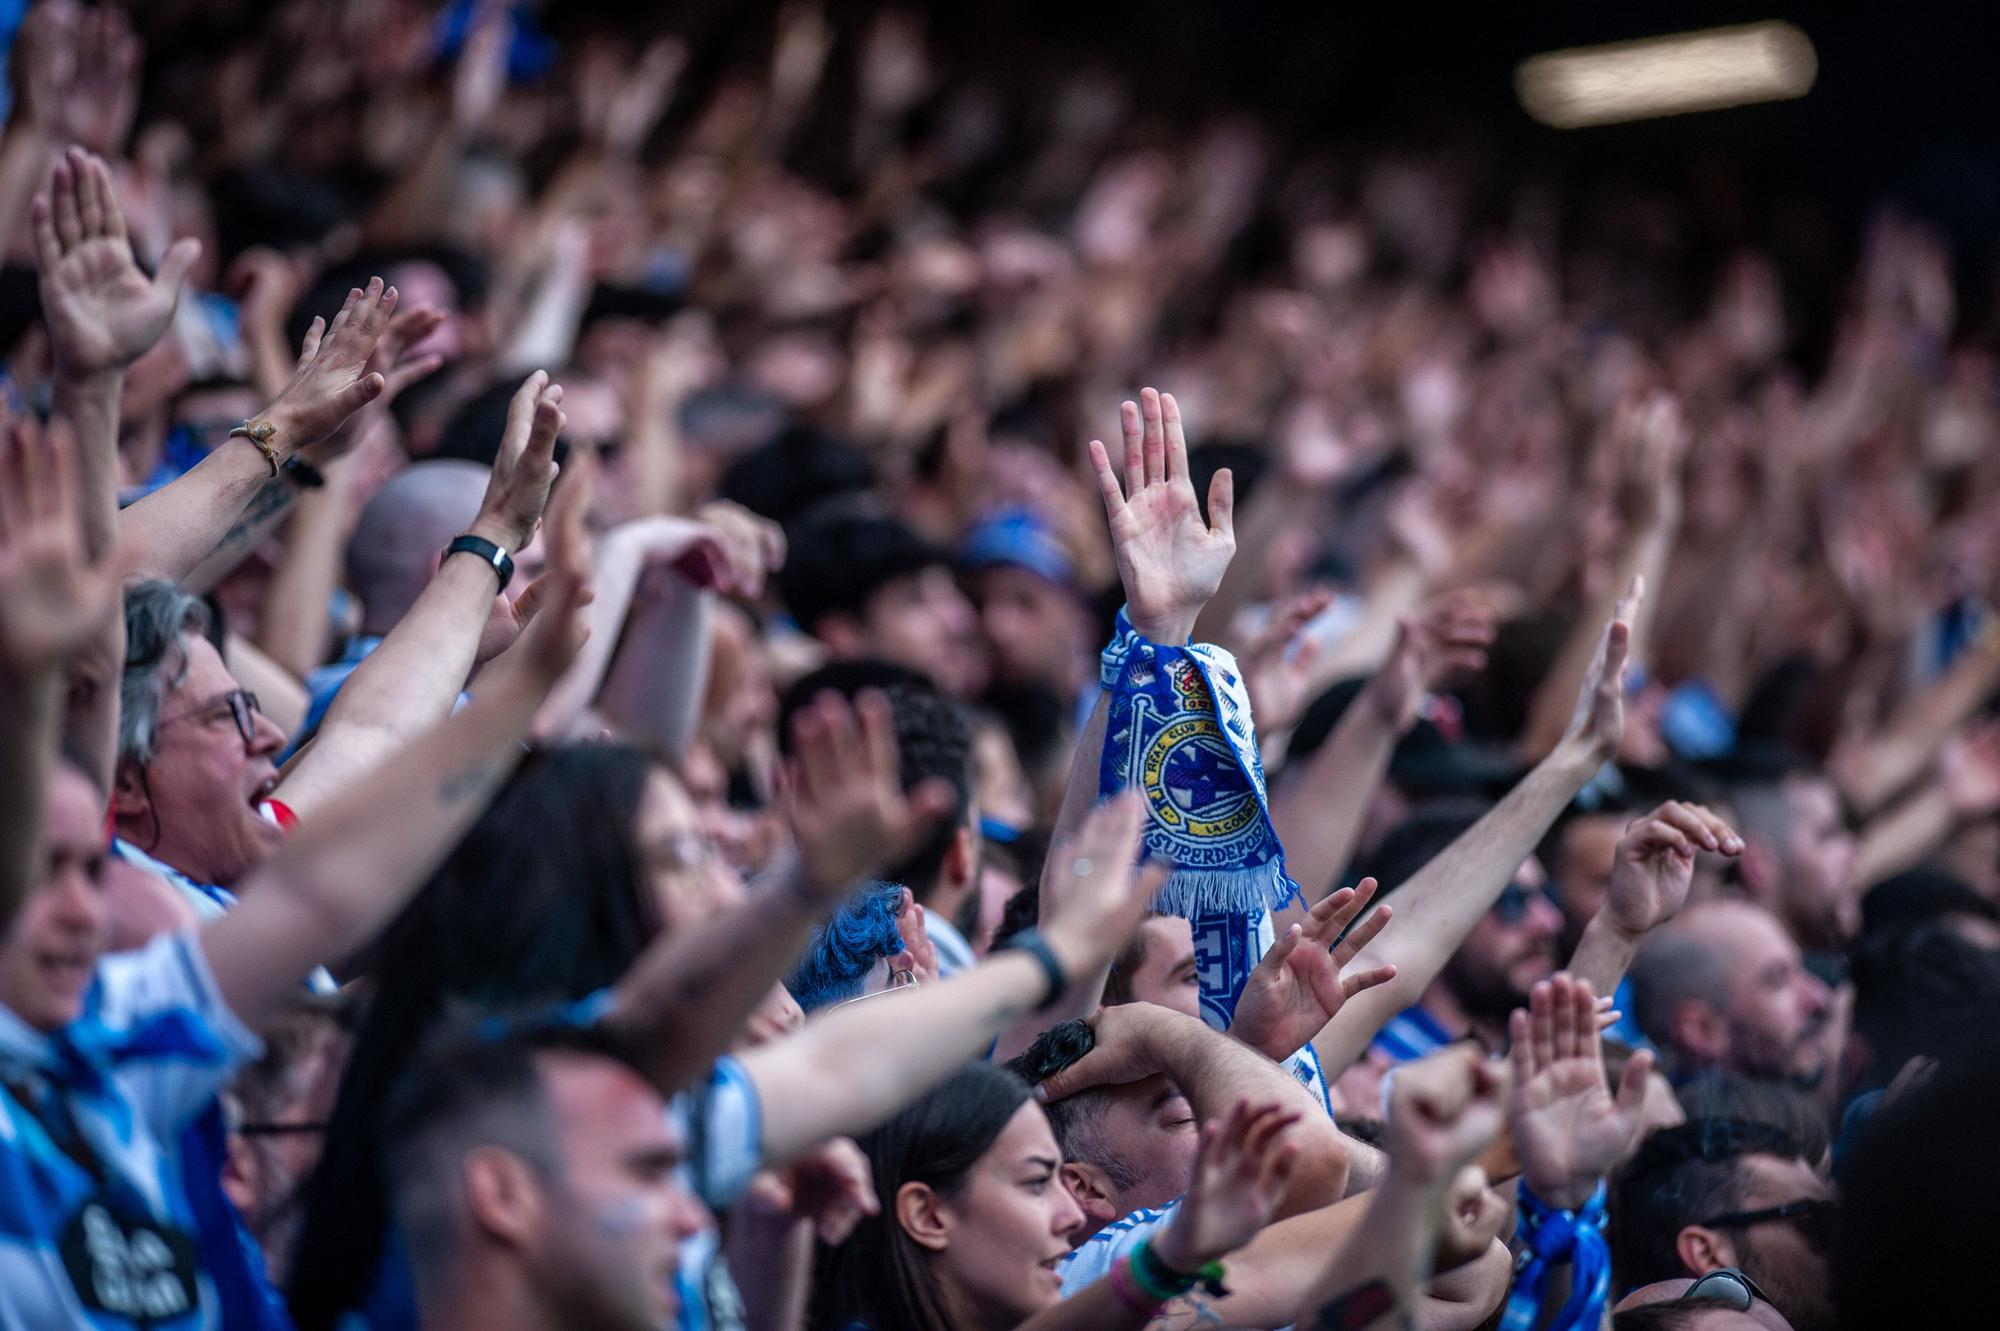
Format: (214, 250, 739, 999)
(4, 2, 2000, 1329)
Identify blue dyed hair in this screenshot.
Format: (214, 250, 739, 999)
(788, 881, 907, 1012)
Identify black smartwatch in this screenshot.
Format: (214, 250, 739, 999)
(443, 534, 515, 593)
(998, 930, 1069, 1010)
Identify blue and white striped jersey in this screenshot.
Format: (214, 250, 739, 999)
(0, 929, 261, 1330)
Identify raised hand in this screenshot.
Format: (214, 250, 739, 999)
(778, 690, 956, 895)
(1087, 387, 1234, 644)
(495, 450, 597, 688)
(261, 280, 397, 454)
(1600, 802, 1742, 940)
(1240, 588, 1334, 735)
(1942, 720, 2000, 820)
(694, 500, 788, 598)
(19, 1, 140, 157)
(1230, 878, 1398, 1062)
(369, 303, 450, 404)
(1383, 1045, 1510, 1190)
(471, 371, 567, 552)
(1360, 590, 1497, 732)
(1553, 577, 1638, 772)
(1507, 974, 1652, 1209)
(1035, 791, 1170, 989)
(32, 148, 201, 378)
(1434, 1164, 1513, 1272)
(741, 1136, 880, 1245)
(1152, 1099, 1301, 1272)
(0, 419, 120, 678)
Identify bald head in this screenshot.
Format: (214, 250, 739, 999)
(347, 461, 491, 633)
(1615, 1281, 1794, 1330)
(1631, 900, 1831, 1084)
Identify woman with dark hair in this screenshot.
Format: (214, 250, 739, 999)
(288, 740, 737, 1330)
(814, 1063, 1301, 1331)
(813, 1062, 1072, 1331)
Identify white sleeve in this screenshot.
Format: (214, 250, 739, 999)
(95, 929, 264, 1138)
(1057, 1202, 1183, 1299)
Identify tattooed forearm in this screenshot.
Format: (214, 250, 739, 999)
(1310, 1280, 1408, 1331)
(209, 478, 297, 568)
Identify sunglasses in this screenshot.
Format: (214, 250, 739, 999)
(158, 689, 263, 747)
(1493, 881, 1561, 925)
(1683, 1266, 1770, 1310)
(1695, 1198, 1839, 1253)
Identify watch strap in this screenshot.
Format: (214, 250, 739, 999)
(997, 929, 1068, 1010)
(443, 534, 515, 593)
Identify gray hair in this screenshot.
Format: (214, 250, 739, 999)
(120, 580, 211, 766)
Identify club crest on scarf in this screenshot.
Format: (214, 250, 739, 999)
(1097, 608, 1295, 922)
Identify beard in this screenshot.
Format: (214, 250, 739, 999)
(1443, 949, 1547, 1024)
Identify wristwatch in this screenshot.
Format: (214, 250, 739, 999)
(443, 534, 515, 592)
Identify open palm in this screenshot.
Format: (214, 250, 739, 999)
(1508, 975, 1652, 1209)
(1231, 879, 1397, 1061)
(1088, 387, 1234, 644)
(0, 422, 119, 677)
(33, 149, 199, 376)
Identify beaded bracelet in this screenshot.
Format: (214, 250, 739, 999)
(1129, 1238, 1231, 1302)
(1109, 1258, 1163, 1315)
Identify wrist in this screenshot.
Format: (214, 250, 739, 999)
(55, 364, 123, 395)
(1149, 1219, 1206, 1275)
(1524, 1176, 1598, 1212)
(468, 513, 528, 552)
(1538, 740, 1608, 791)
(1582, 907, 1646, 950)
(1130, 612, 1198, 645)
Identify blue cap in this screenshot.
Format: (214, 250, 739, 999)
(961, 507, 1075, 589)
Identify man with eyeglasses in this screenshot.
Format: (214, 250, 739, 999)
(1610, 1118, 1837, 1331)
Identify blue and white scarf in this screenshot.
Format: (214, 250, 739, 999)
(1500, 1181, 1612, 1331)
(1099, 609, 1298, 1028)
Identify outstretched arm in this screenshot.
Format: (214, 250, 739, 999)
(32, 147, 202, 557)
(119, 280, 394, 585)
(1294, 1047, 1511, 1331)
(273, 372, 564, 819)
(1567, 802, 1740, 999)
(1271, 594, 1494, 928)
(1521, 395, 1683, 761)
(739, 794, 1163, 1163)
(199, 453, 595, 1032)
(0, 419, 122, 939)
(604, 688, 955, 1095)
(1312, 587, 1635, 1081)
(1035, 1001, 1353, 1216)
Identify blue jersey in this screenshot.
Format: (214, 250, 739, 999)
(0, 930, 261, 1330)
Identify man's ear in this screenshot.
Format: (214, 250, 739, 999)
(896, 1180, 952, 1252)
(1666, 997, 1729, 1066)
(220, 1133, 260, 1217)
(111, 759, 150, 822)
(1736, 838, 1779, 904)
(815, 614, 865, 657)
(1059, 1162, 1120, 1235)
(945, 824, 977, 890)
(463, 1145, 545, 1248)
(1675, 1224, 1739, 1278)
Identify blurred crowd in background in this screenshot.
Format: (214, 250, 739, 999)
(3, 2, 2000, 1330)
